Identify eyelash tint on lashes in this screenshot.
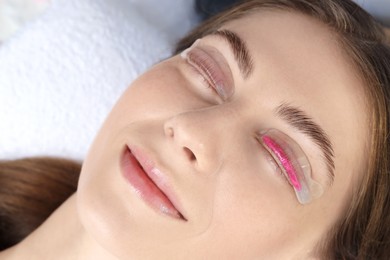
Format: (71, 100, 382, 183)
(260, 129, 324, 205)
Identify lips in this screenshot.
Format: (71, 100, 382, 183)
(120, 146, 185, 221)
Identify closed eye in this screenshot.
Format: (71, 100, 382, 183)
(180, 40, 234, 101)
(258, 137, 292, 187)
(257, 129, 323, 205)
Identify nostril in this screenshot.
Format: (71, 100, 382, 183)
(183, 147, 196, 162)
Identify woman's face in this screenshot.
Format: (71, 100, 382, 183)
(77, 10, 369, 259)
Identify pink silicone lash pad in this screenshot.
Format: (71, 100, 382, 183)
(260, 129, 323, 204)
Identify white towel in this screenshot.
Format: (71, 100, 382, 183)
(0, 0, 199, 160)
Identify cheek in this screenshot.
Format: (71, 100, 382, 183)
(117, 67, 198, 116)
(209, 136, 295, 224)
(77, 164, 131, 258)
(205, 159, 303, 253)
(109, 62, 216, 129)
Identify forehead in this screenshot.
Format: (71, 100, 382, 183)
(221, 10, 370, 181)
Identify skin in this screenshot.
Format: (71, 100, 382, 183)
(0, 10, 370, 260)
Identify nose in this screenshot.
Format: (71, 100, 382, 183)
(163, 109, 224, 173)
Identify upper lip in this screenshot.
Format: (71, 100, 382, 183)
(129, 145, 187, 221)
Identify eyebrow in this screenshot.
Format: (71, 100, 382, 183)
(211, 29, 254, 79)
(275, 103, 335, 185)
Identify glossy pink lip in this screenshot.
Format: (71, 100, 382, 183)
(120, 146, 186, 221)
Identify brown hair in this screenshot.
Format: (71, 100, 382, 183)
(0, 157, 80, 251)
(177, 0, 390, 258)
(1, 0, 389, 258)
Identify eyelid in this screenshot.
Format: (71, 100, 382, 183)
(180, 39, 234, 101)
(259, 129, 324, 204)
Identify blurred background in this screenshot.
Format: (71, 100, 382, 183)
(1, 0, 389, 44)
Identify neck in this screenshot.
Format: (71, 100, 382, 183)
(0, 194, 117, 260)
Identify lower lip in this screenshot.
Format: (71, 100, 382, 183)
(120, 147, 183, 220)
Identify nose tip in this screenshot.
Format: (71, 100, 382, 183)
(164, 122, 198, 165)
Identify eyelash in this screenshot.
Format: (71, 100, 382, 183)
(258, 131, 305, 191)
(183, 47, 231, 101)
(187, 51, 220, 92)
(260, 141, 292, 185)
(260, 130, 323, 205)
